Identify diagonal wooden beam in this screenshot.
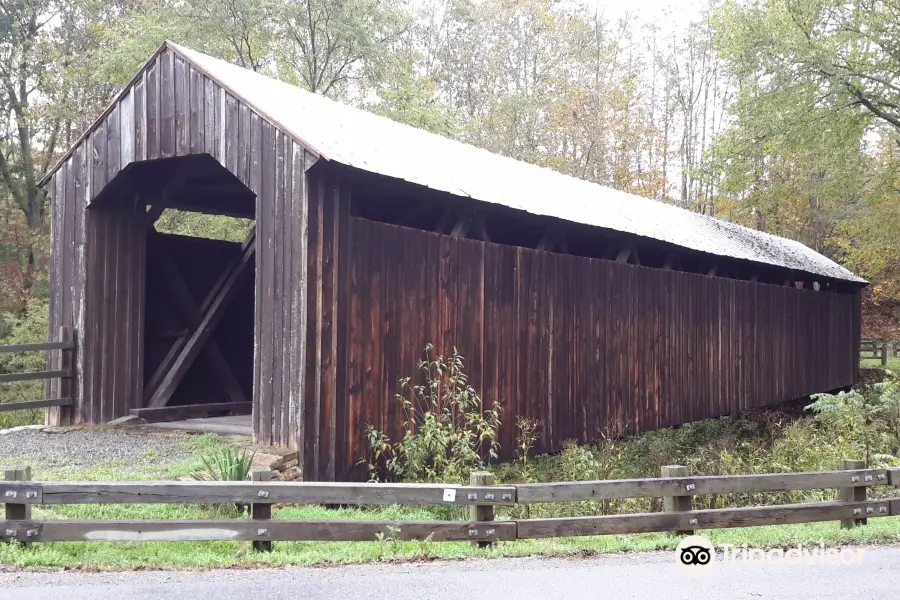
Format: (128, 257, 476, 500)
(142, 239, 248, 405)
(146, 230, 257, 408)
(434, 206, 455, 234)
(146, 204, 165, 225)
(536, 228, 556, 251)
(450, 213, 472, 238)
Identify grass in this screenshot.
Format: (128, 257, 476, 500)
(1, 432, 899, 571)
(860, 356, 900, 371)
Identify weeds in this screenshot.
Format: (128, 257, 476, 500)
(364, 345, 501, 484)
(514, 416, 540, 484)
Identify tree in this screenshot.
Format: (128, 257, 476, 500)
(710, 0, 900, 304)
(0, 0, 81, 296)
(714, 0, 900, 135)
(274, 0, 409, 98)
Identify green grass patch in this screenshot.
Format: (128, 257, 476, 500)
(860, 356, 900, 371)
(1, 509, 898, 570)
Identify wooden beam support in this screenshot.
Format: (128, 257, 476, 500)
(146, 205, 165, 224)
(537, 228, 567, 253)
(449, 213, 472, 238)
(536, 229, 556, 252)
(434, 206, 455, 235)
(662, 254, 675, 270)
(142, 240, 248, 405)
(471, 213, 491, 242)
(178, 183, 256, 197)
(130, 402, 251, 424)
(146, 231, 256, 408)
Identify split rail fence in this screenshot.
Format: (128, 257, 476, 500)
(860, 339, 900, 365)
(2, 461, 899, 549)
(0, 326, 74, 416)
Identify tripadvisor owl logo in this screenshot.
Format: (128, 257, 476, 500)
(675, 535, 715, 575)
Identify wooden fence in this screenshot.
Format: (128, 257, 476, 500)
(2, 462, 898, 548)
(860, 339, 900, 365)
(0, 326, 74, 415)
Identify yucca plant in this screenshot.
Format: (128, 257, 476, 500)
(191, 445, 256, 514)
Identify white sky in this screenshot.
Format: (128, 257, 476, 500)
(585, 0, 704, 25)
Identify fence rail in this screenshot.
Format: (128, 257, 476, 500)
(2, 464, 898, 547)
(860, 339, 900, 364)
(0, 327, 74, 415)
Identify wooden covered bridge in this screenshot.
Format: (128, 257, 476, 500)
(42, 42, 865, 481)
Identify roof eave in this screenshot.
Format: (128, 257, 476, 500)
(40, 40, 329, 188)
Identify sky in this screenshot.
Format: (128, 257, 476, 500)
(585, 0, 704, 25)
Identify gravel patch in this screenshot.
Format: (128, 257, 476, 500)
(0, 427, 197, 470)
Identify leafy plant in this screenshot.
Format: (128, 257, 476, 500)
(191, 445, 257, 482)
(806, 370, 900, 466)
(514, 416, 540, 484)
(191, 445, 256, 514)
(364, 344, 501, 484)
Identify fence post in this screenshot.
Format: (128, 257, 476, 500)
(4, 466, 32, 548)
(881, 339, 889, 367)
(251, 469, 273, 552)
(469, 471, 495, 548)
(661, 465, 693, 536)
(840, 459, 867, 529)
(46, 326, 73, 427)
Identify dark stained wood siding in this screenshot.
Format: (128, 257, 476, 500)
(302, 218, 860, 481)
(302, 164, 351, 481)
(46, 47, 311, 441)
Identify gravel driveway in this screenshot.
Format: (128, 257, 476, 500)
(0, 426, 196, 470)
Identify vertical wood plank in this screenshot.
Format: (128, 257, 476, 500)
(259, 120, 276, 445)
(146, 58, 160, 160)
(119, 90, 135, 166)
(291, 144, 308, 450)
(174, 55, 188, 155)
(189, 66, 204, 154)
(105, 104, 120, 186)
(72, 144, 88, 423)
(271, 129, 285, 445)
(204, 76, 217, 157)
(303, 169, 321, 481)
(134, 74, 146, 161)
(159, 49, 175, 158)
(248, 111, 262, 441)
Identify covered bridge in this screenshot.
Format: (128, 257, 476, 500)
(42, 42, 865, 481)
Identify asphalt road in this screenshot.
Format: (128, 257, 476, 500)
(2, 547, 899, 600)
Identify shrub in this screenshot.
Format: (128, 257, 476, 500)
(807, 370, 900, 466)
(364, 344, 501, 484)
